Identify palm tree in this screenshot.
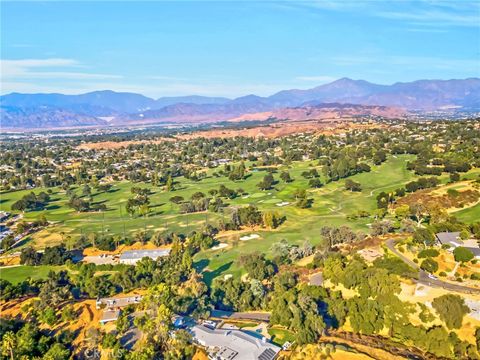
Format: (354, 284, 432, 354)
(2, 331, 15, 360)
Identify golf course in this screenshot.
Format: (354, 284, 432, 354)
(1, 154, 479, 281)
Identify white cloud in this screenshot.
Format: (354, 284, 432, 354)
(277, 0, 480, 28)
(332, 54, 479, 72)
(377, 9, 480, 27)
(0, 58, 122, 81)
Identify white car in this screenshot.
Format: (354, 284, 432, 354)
(427, 274, 438, 280)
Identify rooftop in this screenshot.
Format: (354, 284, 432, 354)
(191, 324, 280, 360)
(119, 248, 171, 260)
(436, 232, 462, 246)
(97, 295, 143, 309)
(100, 309, 120, 324)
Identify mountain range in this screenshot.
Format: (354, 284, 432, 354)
(1, 77, 479, 129)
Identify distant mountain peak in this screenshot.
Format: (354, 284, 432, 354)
(1, 77, 479, 129)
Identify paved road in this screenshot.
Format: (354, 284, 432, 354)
(385, 239, 480, 295)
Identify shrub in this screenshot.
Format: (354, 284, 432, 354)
(438, 271, 447, 277)
(418, 248, 440, 258)
(420, 258, 438, 273)
(453, 247, 474, 263)
(471, 273, 480, 280)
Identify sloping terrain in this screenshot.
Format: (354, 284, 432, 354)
(1, 77, 478, 129)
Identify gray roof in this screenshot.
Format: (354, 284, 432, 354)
(97, 295, 142, 308)
(309, 272, 324, 286)
(119, 248, 171, 260)
(191, 324, 280, 360)
(100, 309, 120, 323)
(465, 247, 480, 257)
(436, 232, 462, 246)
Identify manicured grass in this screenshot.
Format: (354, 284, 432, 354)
(3, 154, 457, 283)
(268, 327, 296, 346)
(0, 265, 66, 284)
(454, 203, 480, 223)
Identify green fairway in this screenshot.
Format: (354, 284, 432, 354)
(0, 154, 452, 282)
(0, 265, 65, 284)
(454, 203, 480, 223)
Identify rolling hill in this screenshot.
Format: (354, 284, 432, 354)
(1, 77, 479, 129)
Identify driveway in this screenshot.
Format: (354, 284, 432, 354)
(385, 239, 480, 295)
(210, 309, 271, 322)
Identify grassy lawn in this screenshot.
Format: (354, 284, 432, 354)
(454, 203, 480, 223)
(268, 327, 296, 346)
(6, 154, 469, 283)
(0, 265, 66, 284)
(1, 155, 420, 279)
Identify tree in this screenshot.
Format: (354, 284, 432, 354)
(169, 196, 184, 204)
(453, 247, 474, 263)
(309, 178, 323, 188)
(20, 246, 42, 265)
(1, 331, 15, 360)
(371, 220, 394, 236)
(82, 184, 92, 197)
(238, 253, 276, 280)
(413, 228, 435, 246)
(420, 258, 438, 273)
(262, 211, 283, 229)
(257, 173, 275, 190)
(345, 179, 361, 192)
(166, 175, 174, 191)
(432, 294, 469, 329)
(280, 171, 293, 183)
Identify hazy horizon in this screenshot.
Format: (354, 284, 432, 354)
(1, 1, 479, 97)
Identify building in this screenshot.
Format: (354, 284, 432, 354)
(0, 212, 10, 222)
(100, 309, 120, 325)
(96, 295, 143, 310)
(435, 232, 480, 259)
(191, 324, 280, 360)
(119, 248, 171, 265)
(435, 232, 462, 247)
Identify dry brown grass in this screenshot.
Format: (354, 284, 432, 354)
(77, 138, 175, 150)
(176, 121, 384, 140)
(82, 241, 171, 256)
(395, 180, 480, 213)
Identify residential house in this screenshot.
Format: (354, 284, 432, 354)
(119, 248, 171, 265)
(191, 324, 280, 360)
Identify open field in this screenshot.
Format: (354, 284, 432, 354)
(0, 265, 67, 284)
(2, 155, 478, 282)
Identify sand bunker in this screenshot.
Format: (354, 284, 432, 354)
(211, 243, 228, 250)
(240, 234, 260, 241)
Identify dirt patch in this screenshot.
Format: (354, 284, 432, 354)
(395, 181, 480, 213)
(82, 241, 171, 256)
(0, 255, 20, 266)
(193, 349, 209, 360)
(177, 121, 385, 140)
(77, 138, 175, 150)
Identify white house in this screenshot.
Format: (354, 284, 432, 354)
(191, 324, 280, 360)
(119, 248, 171, 265)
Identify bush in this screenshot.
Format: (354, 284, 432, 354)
(420, 258, 438, 273)
(438, 271, 447, 277)
(471, 273, 480, 280)
(453, 247, 474, 263)
(418, 248, 440, 258)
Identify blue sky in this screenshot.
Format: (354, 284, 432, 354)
(1, 1, 479, 98)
